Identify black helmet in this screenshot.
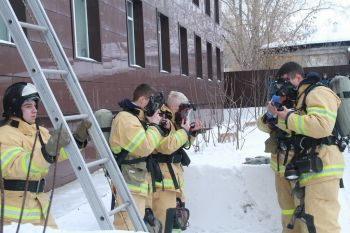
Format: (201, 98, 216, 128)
(3, 82, 40, 118)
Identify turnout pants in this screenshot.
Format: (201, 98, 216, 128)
(275, 173, 303, 233)
(152, 189, 177, 233)
(304, 179, 340, 233)
(114, 192, 146, 231)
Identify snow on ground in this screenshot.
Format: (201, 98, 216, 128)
(4, 109, 350, 233)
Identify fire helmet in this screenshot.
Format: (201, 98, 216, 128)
(3, 82, 40, 118)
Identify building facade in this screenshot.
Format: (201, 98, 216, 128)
(0, 0, 224, 186)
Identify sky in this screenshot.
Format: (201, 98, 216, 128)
(4, 108, 350, 233)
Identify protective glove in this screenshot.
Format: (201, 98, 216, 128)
(45, 127, 71, 157)
(73, 120, 92, 143)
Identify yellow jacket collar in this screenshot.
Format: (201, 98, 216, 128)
(9, 117, 37, 136)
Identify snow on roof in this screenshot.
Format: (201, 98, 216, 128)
(263, 1, 350, 49)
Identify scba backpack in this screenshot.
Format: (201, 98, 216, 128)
(329, 75, 350, 139)
(94, 108, 114, 142)
(302, 75, 350, 151)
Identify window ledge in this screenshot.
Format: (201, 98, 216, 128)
(160, 70, 170, 74)
(0, 40, 15, 47)
(75, 56, 98, 63)
(181, 73, 189, 77)
(208, 78, 213, 82)
(196, 77, 203, 80)
(130, 64, 143, 69)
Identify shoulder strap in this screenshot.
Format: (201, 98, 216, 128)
(122, 109, 148, 130)
(301, 83, 327, 112)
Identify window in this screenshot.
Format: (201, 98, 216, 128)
(0, 18, 11, 43)
(193, 0, 199, 6)
(216, 47, 222, 81)
(195, 35, 202, 78)
(179, 25, 188, 76)
(205, 0, 211, 16)
(0, 0, 26, 44)
(126, 0, 145, 67)
(157, 12, 171, 72)
(214, 0, 220, 24)
(72, 0, 101, 61)
(207, 42, 213, 80)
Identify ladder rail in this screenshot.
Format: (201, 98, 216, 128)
(0, 1, 115, 229)
(26, 1, 146, 230)
(0, 0, 147, 231)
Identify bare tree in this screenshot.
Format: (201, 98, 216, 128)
(222, 0, 330, 71)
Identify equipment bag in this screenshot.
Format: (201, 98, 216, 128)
(164, 198, 190, 233)
(94, 109, 114, 141)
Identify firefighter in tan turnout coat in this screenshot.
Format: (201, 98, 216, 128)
(0, 82, 90, 227)
(274, 62, 344, 233)
(109, 83, 165, 231)
(152, 91, 201, 233)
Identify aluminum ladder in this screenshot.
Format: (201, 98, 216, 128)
(0, 0, 147, 231)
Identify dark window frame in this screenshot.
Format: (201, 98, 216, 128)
(195, 34, 202, 79)
(205, 0, 211, 16)
(193, 0, 199, 7)
(157, 11, 171, 73)
(71, 0, 102, 62)
(178, 24, 188, 76)
(0, 0, 27, 44)
(126, 0, 145, 68)
(207, 41, 213, 80)
(214, 0, 220, 24)
(216, 47, 222, 81)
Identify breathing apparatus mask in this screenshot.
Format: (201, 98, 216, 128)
(175, 102, 196, 127)
(264, 77, 297, 124)
(144, 92, 165, 117)
(268, 78, 297, 108)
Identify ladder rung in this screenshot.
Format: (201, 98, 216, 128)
(19, 21, 47, 32)
(42, 69, 68, 76)
(86, 158, 109, 168)
(109, 202, 130, 216)
(64, 114, 88, 122)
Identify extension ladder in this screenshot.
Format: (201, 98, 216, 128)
(0, 0, 147, 231)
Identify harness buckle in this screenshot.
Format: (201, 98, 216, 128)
(36, 179, 45, 193)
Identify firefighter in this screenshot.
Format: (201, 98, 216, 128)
(274, 62, 344, 233)
(109, 83, 165, 231)
(153, 91, 201, 233)
(0, 82, 90, 227)
(257, 93, 303, 233)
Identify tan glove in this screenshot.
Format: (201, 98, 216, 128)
(74, 120, 92, 143)
(45, 127, 71, 157)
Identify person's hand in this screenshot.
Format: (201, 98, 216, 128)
(276, 106, 292, 120)
(161, 118, 171, 129)
(266, 101, 278, 116)
(190, 119, 202, 132)
(146, 109, 162, 125)
(181, 118, 190, 132)
(74, 120, 92, 143)
(45, 127, 71, 156)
